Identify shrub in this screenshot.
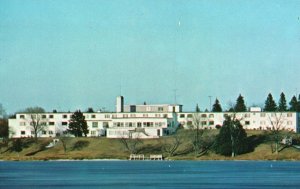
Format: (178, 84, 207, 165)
(72, 140, 89, 150)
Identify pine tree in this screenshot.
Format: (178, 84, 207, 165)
(234, 94, 247, 112)
(278, 92, 287, 111)
(12, 138, 22, 153)
(214, 116, 249, 157)
(297, 95, 300, 112)
(289, 96, 298, 111)
(264, 93, 277, 112)
(195, 104, 200, 112)
(68, 110, 89, 137)
(212, 98, 222, 112)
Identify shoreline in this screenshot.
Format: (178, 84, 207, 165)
(1, 158, 300, 162)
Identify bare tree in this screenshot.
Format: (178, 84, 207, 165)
(23, 107, 47, 143)
(162, 133, 182, 157)
(190, 113, 215, 156)
(267, 113, 289, 154)
(56, 126, 69, 153)
(120, 131, 143, 154)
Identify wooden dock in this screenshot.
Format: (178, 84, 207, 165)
(129, 154, 163, 160)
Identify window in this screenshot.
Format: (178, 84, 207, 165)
(92, 122, 98, 128)
(42, 131, 47, 135)
(49, 131, 53, 135)
(105, 114, 110, 118)
(180, 114, 185, 118)
(31, 131, 35, 135)
(112, 114, 117, 118)
(209, 114, 214, 118)
(103, 122, 109, 128)
(137, 122, 142, 127)
(49, 122, 55, 126)
(143, 114, 148, 117)
(260, 121, 266, 125)
(287, 113, 292, 117)
(91, 131, 96, 136)
(187, 121, 192, 126)
(163, 114, 168, 118)
(20, 115, 25, 119)
(209, 121, 214, 125)
(42, 115, 47, 119)
(62, 122, 68, 126)
(130, 114, 136, 118)
(91, 115, 96, 118)
(20, 122, 26, 126)
(125, 122, 129, 127)
(158, 107, 164, 112)
(187, 114, 193, 118)
(155, 114, 161, 118)
(260, 113, 266, 117)
(244, 114, 250, 118)
(201, 114, 207, 118)
(287, 121, 292, 125)
(21, 131, 26, 135)
(63, 115, 68, 119)
(245, 121, 250, 125)
(49, 115, 54, 119)
(201, 121, 207, 125)
(129, 122, 133, 127)
(123, 114, 128, 118)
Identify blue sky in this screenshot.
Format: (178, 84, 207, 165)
(1, 0, 300, 114)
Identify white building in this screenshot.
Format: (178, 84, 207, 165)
(8, 96, 180, 139)
(8, 97, 300, 139)
(177, 111, 300, 132)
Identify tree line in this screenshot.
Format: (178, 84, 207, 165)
(197, 92, 300, 112)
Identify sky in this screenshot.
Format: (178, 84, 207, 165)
(1, 0, 300, 114)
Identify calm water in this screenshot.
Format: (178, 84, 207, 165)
(1, 161, 300, 189)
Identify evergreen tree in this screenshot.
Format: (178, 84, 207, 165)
(278, 92, 287, 111)
(212, 98, 222, 112)
(68, 110, 89, 137)
(234, 94, 247, 112)
(289, 96, 298, 111)
(195, 104, 200, 112)
(264, 93, 277, 112)
(214, 116, 249, 157)
(12, 138, 22, 153)
(297, 95, 300, 112)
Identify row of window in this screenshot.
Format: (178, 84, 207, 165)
(111, 114, 169, 118)
(113, 122, 166, 128)
(19, 114, 112, 119)
(20, 130, 54, 135)
(179, 113, 294, 119)
(19, 122, 68, 126)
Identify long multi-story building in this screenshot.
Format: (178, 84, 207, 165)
(8, 96, 300, 138)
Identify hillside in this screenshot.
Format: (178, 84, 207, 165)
(1, 130, 300, 161)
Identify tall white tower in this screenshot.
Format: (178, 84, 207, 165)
(116, 96, 124, 113)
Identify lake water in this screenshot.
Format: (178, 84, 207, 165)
(1, 161, 300, 189)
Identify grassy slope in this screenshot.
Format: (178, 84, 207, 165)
(1, 130, 300, 161)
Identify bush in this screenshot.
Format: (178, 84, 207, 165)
(12, 139, 23, 153)
(72, 140, 89, 150)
